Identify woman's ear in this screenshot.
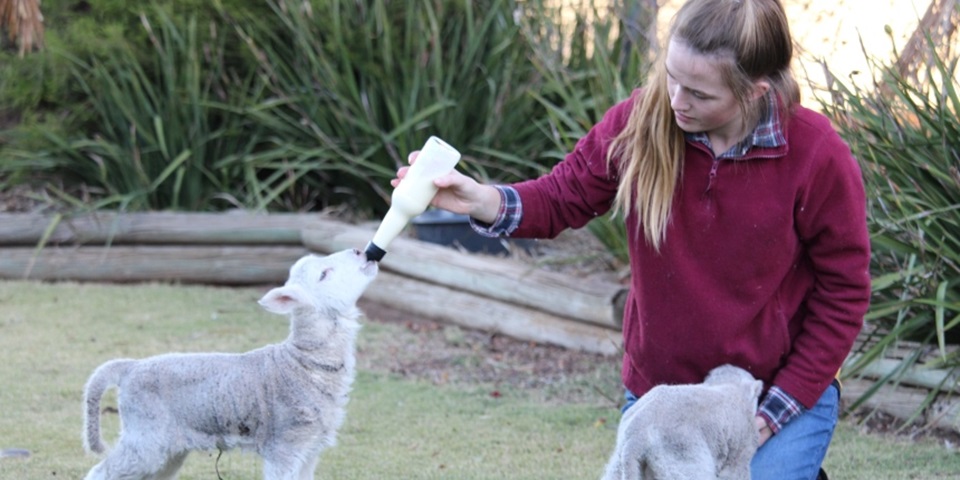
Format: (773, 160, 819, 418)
(750, 79, 771, 101)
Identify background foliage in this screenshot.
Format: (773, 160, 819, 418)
(0, 0, 648, 216)
(818, 31, 960, 413)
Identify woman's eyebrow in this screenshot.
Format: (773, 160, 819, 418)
(665, 66, 713, 98)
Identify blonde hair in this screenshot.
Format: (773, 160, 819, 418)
(606, 0, 799, 250)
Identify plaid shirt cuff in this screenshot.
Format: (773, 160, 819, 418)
(757, 386, 805, 434)
(469, 186, 521, 237)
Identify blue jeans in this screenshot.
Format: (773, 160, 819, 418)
(751, 383, 839, 480)
(620, 382, 839, 480)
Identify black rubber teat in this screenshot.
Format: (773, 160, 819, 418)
(363, 241, 386, 262)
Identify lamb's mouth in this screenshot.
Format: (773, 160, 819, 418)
(361, 260, 379, 276)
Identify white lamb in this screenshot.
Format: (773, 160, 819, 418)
(81, 248, 378, 480)
(601, 364, 764, 480)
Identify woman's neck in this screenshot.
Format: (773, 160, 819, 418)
(707, 132, 742, 157)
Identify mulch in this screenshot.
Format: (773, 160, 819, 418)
(355, 297, 622, 406)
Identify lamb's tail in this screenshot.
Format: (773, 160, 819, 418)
(83, 359, 135, 455)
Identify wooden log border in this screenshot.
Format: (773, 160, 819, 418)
(0, 212, 623, 355)
(0, 245, 308, 285)
(300, 223, 627, 329)
(3, 211, 958, 431)
(842, 378, 960, 433)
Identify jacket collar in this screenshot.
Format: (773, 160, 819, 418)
(685, 94, 788, 160)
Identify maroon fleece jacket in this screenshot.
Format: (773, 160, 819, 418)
(511, 91, 870, 408)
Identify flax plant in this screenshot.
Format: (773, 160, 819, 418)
(3, 10, 269, 211)
(818, 35, 960, 414)
(521, 0, 655, 266)
(224, 0, 555, 213)
(4, 0, 651, 220)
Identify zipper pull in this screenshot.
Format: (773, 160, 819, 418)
(704, 158, 720, 196)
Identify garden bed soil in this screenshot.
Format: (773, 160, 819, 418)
(356, 297, 622, 403)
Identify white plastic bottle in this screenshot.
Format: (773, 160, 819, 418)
(364, 136, 462, 261)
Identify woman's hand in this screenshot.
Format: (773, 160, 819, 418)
(755, 416, 773, 447)
(394, 151, 502, 224)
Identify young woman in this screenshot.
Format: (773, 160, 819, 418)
(394, 1, 870, 478)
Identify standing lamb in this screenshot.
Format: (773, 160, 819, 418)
(81, 248, 378, 480)
(601, 364, 764, 480)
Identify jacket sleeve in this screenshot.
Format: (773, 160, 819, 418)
(774, 125, 871, 409)
(509, 92, 638, 239)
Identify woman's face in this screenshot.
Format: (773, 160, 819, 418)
(664, 39, 745, 142)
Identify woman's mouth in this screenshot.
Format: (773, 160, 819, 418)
(674, 112, 693, 124)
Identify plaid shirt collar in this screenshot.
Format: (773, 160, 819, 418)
(685, 94, 786, 159)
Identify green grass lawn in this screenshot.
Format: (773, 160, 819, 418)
(0, 280, 957, 479)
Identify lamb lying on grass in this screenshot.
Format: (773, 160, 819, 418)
(601, 364, 763, 480)
(82, 248, 378, 480)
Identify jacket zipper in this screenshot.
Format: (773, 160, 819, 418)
(687, 138, 785, 198)
(704, 157, 721, 197)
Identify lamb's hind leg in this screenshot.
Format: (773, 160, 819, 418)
(648, 449, 716, 480)
(151, 451, 188, 480)
(83, 439, 175, 480)
(598, 448, 635, 480)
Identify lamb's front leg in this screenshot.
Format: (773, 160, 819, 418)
(262, 452, 305, 480)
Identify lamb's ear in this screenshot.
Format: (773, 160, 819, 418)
(259, 284, 311, 314)
(750, 379, 764, 403)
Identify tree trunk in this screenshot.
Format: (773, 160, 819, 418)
(896, 0, 959, 79)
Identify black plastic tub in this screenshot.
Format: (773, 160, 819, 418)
(411, 209, 531, 255)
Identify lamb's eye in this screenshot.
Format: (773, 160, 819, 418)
(319, 268, 332, 281)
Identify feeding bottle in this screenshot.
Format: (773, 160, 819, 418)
(364, 136, 461, 261)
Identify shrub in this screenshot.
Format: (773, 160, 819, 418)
(4, 0, 651, 216)
(226, 0, 558, 214)
(0, 0, 269, 121)
(522, 1, 654, 266)
(2, 10, 266, 211)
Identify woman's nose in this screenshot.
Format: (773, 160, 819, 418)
(670, 87, 688, 111)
